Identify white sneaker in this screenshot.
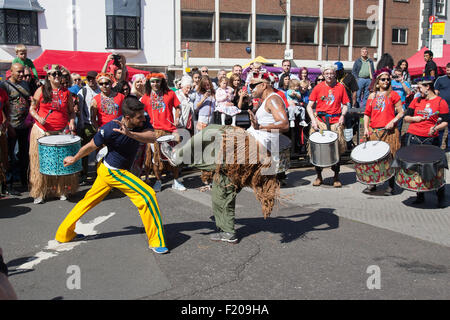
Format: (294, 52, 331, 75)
(172, 179, 186, 191)
(299, 120, 308, 127)
(153, 180, 162, 192)
(33, 197, 44, 204)
(60, 195, 67, 201)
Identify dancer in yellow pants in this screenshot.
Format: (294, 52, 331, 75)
(55, 95, 168, 254)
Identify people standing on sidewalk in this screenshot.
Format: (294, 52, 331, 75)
(76, 71, 101, 183)
(352, 47, 375, 110)
(363, 68, 404, 196)
(434, 63, 450, 150)
(423, 50, 438, 78)
(141, 72, 186, 192)
(91, 73, 125, 130)
(403, 78, 448, 208)
(28, 64, 78, 204)
(0, 63, 31, 194)
(396, 59, 411, 83)
(391, 67, 412, 135)
(306, 63, 349, 188)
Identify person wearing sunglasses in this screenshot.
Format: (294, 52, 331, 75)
(141, 73, 186, 192)
(28, 64, 78, 204)
(363, 68, 404, 196)
(306, 63, 350, 188)
(90, 73, 125, 131)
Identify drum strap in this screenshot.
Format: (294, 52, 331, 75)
(316, 112, 341, 130)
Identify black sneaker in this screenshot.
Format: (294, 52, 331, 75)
(6, 186, 21, 196)
(363, 185, 376, 194)
(210, 232, 238, 243)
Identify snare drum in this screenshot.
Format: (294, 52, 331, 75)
(38, 135, 82, 176)
(308, 130, 339, 167)
(351, 140, 394, 185)
(393, 145, 447, 192)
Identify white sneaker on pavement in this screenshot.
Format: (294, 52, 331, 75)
(172, 179, 186, 191)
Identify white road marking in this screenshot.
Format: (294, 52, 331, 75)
(16, 212, 116, 270)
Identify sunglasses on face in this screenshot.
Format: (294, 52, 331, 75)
(99, 82, 111, 87)
(249, 82, 263, 90)
(379, 78, 390, 82)
(201, 70, 208, 73)
(74, 79, 81, 82)
(317, 78, 324, 82)
(50, 71, 62, 78)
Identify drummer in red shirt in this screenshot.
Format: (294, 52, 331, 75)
(141, 73, 186, 192)
(91, 73, 125, 129)
(363, 68, 404, 195)
(306, 63, 349, 187)
(28, 64, 78, 204)
(403, 77, 449, 207)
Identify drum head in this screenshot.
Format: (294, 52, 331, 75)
(309, 131, 338, 144)
(156, 135, 175, 143)
(38, 134, 81, 145)
(96, 146, 108, 162)
(351, 140, 390, 163)
(350, 141, 391, 163)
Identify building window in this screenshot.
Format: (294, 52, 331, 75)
(436, 0, 447, 17)
(220, 13, 250, 42)
(0, 9, 38, 45)
(392, 28, 407, 44)
(291, 16, 318, 44)
(323, 19, 348, 46)
(353, 20, 377, 47)
(181, 12, 214, 41)
(256, 15, 285, 43)
(106, 16, 140, 49)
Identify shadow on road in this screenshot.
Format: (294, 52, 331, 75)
(0, 196, 32, 219)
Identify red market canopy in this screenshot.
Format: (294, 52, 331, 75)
(406, 46, 450, 78)
(33, 50, 149, 79)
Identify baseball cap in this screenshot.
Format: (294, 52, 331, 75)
(334, 62, 344, 71)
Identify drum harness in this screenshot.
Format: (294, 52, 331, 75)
(316, 112, 341, 131)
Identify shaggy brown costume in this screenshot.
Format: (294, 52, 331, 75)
(367, 127, 400, 156)
(213, 126, 280, 219)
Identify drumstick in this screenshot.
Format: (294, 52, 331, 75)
(44, 109, 53, 121)
(431, 117, 442, 134)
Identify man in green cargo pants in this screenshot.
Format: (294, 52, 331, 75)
(161, 74, 289, 243)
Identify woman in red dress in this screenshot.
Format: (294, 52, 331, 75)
(363, 68, 404, 195)
(28, 64, 77, 204)
(403, 78, 449, 207)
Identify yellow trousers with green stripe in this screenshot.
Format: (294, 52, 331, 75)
(55, 162, 166, 248)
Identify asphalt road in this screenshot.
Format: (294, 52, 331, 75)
(0, 165, 449, 300)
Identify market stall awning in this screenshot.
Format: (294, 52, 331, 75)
(0, 0, 45, 11)
(33, 50, 149, 79)
(406, 46, 449, 78)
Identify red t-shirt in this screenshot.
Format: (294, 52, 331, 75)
(309, 82, 349, 124)
(273, 88, 289, 109)
(36, 88, 71, 132)
(93, 92, 125, 127)
(407, 96, 449, 137)
(0, 88, 8, 125)
(142, 90, 180, 132)
(364, 91, 401, 128)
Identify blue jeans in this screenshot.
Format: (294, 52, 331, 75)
(357, 78, 372, 110)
